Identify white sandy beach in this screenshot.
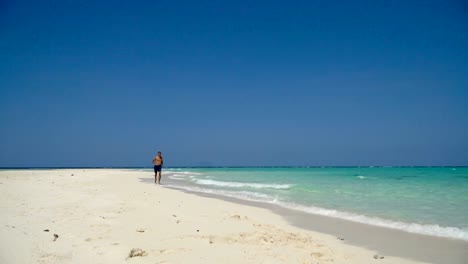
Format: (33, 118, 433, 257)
(0, 169, 457, 264)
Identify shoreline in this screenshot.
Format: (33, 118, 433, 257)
(158, 167, 468, 242)
(1, 166, 468, 169)
(166, 185, 468, 264)
(1, 169, 467, 264)
(163, 179, 468, 242)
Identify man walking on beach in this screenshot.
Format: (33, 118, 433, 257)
(152, 151, 163, 184)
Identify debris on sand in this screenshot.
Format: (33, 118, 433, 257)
(338, 237, 344, 241)
(136, 229, 145, 233)
(231, 215, 241, 220)
(128, 248, 147, 258)
(53, 234, 59, 241)
(373, 254, 384, 259)
(230, 214, 248, 220)
(43, 229, 49, 232)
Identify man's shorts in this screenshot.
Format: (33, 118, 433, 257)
(154, 165, 162, 173)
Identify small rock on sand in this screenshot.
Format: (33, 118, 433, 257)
(43, 229, 49, 232)
(53, 234, 59, 241)
(373, 254, 384, 259)
(128, 248, 147, 258)
(136, 229, 145, 233)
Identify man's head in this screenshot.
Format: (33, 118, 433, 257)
(157, 151, 162, 156)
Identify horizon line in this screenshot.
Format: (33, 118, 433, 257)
(1, 165, 467, 169)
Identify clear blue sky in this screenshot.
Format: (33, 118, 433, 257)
(1, 0, 467, 167)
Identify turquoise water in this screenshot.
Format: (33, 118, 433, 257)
(160, 167, 468, 241)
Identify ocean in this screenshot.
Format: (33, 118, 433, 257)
(155, 167, 468, 241)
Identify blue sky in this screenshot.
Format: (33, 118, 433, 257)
(1, 0, 467, 167)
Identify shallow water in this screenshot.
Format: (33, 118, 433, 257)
(158, 167, 468, 241)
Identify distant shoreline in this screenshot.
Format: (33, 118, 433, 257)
(1, 165, 467, 169)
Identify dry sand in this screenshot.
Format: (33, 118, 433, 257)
(0, 169, 461, 263)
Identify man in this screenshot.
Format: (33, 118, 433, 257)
(152, 151, 164, 184)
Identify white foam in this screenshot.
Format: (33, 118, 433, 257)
(166, 184, 277, 203)
(177, 171, 202, 175)
(194, 179, 292, 189)
(168, 174, 186, 180)
(277, 202, 468, 241)
(165, 171, 202, 179)
(164, 169, 201, 175)
(167, 172, 203, 181)
(168, 170, 202, 175)
(164, 184, 468, 241)
(356, 175, 376, 180)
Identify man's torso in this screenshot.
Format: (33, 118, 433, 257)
(153, 156, 162, 166)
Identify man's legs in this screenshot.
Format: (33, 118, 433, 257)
(154, 166, 158, 183)
(156, 171, 161, 184)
